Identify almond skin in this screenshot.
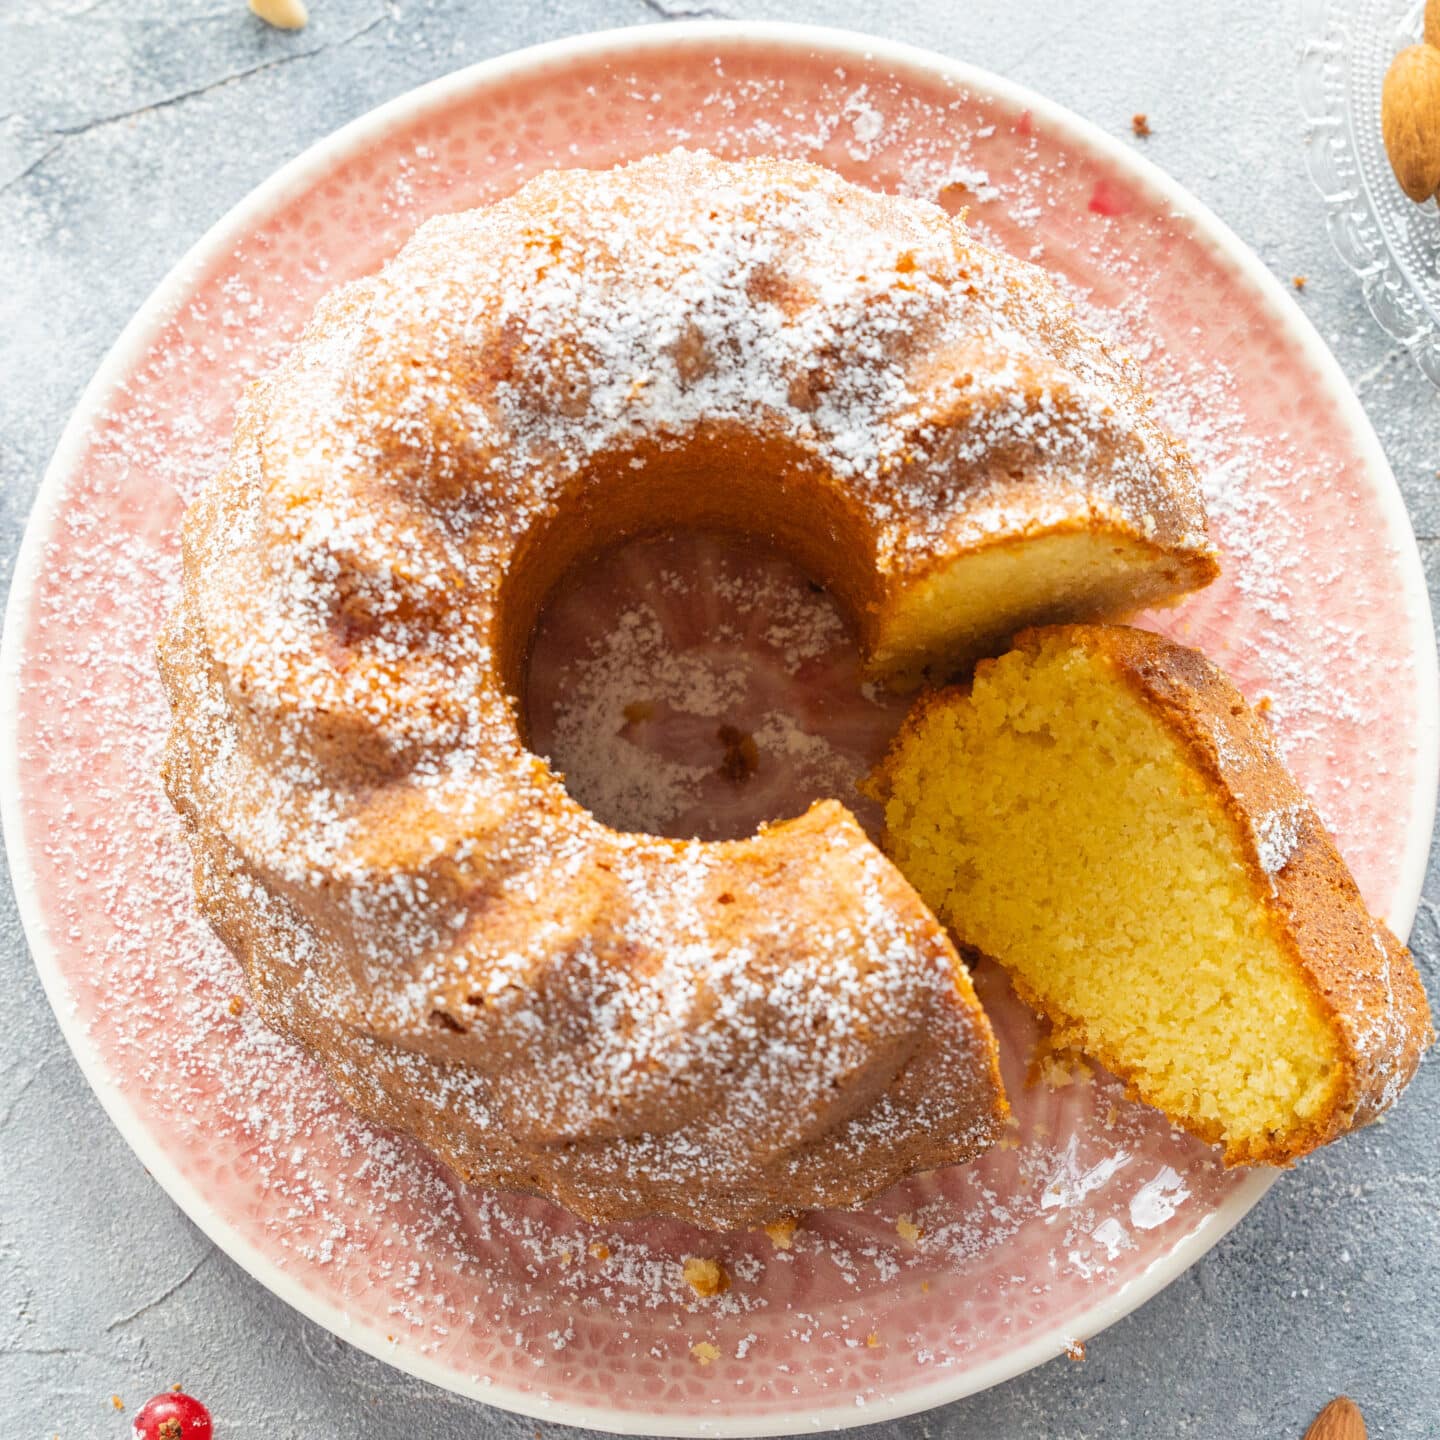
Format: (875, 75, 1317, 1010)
(1382, 44, 1440, 201)
(248, 0, 309, 30)
(1303, 1396, 1366, 1440)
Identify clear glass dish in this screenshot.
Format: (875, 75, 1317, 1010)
(1300, 0, 1440, 386)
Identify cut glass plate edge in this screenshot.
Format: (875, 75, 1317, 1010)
(1299, 0, 1440, 388)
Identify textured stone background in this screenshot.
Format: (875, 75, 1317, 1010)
(3, 2, 1440, 1437)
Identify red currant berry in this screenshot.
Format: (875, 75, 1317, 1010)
(132, 1391, 212, 1440)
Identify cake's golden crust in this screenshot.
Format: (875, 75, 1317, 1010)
(880, 624, 1432, 1166)
(157, 151, 1219, 1229)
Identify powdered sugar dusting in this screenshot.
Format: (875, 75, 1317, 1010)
(526, 530, 903, 840)
(159, 146, 1223, 1234)
(1253, 803, 1306, 877)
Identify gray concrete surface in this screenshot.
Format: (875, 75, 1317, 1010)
(4, 1, 1440, 1436)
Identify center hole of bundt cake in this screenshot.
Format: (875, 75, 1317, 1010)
(523, 528, 907, 841)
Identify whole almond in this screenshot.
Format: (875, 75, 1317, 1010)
(1303, 1396, 1366, 1440)
(249, 0, 309, 30)
(1426, 0, 1440, 49)
(1381, 44, 1440, 201)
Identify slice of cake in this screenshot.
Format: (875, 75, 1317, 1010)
(868, 624, 1432, 1164)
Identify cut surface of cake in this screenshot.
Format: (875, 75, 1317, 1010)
(869, 624, 1432, 1164)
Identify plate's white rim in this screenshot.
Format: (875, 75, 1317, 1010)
(1, 20, 1434, 1438)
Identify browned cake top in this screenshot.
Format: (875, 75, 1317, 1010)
(157, 150, 1224, 1227)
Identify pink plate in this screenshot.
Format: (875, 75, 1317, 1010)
(3, 22, 1436, 1436)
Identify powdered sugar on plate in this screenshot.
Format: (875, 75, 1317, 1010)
(526, 530, 902, 841)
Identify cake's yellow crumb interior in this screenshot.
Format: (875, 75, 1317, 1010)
(876, 640, 1341, 1151)
(867, 530, 1207, 688)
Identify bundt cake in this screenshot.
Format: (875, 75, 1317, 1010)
(159, 149, 1220, 1229)
(868, 625, 1432, 1164)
